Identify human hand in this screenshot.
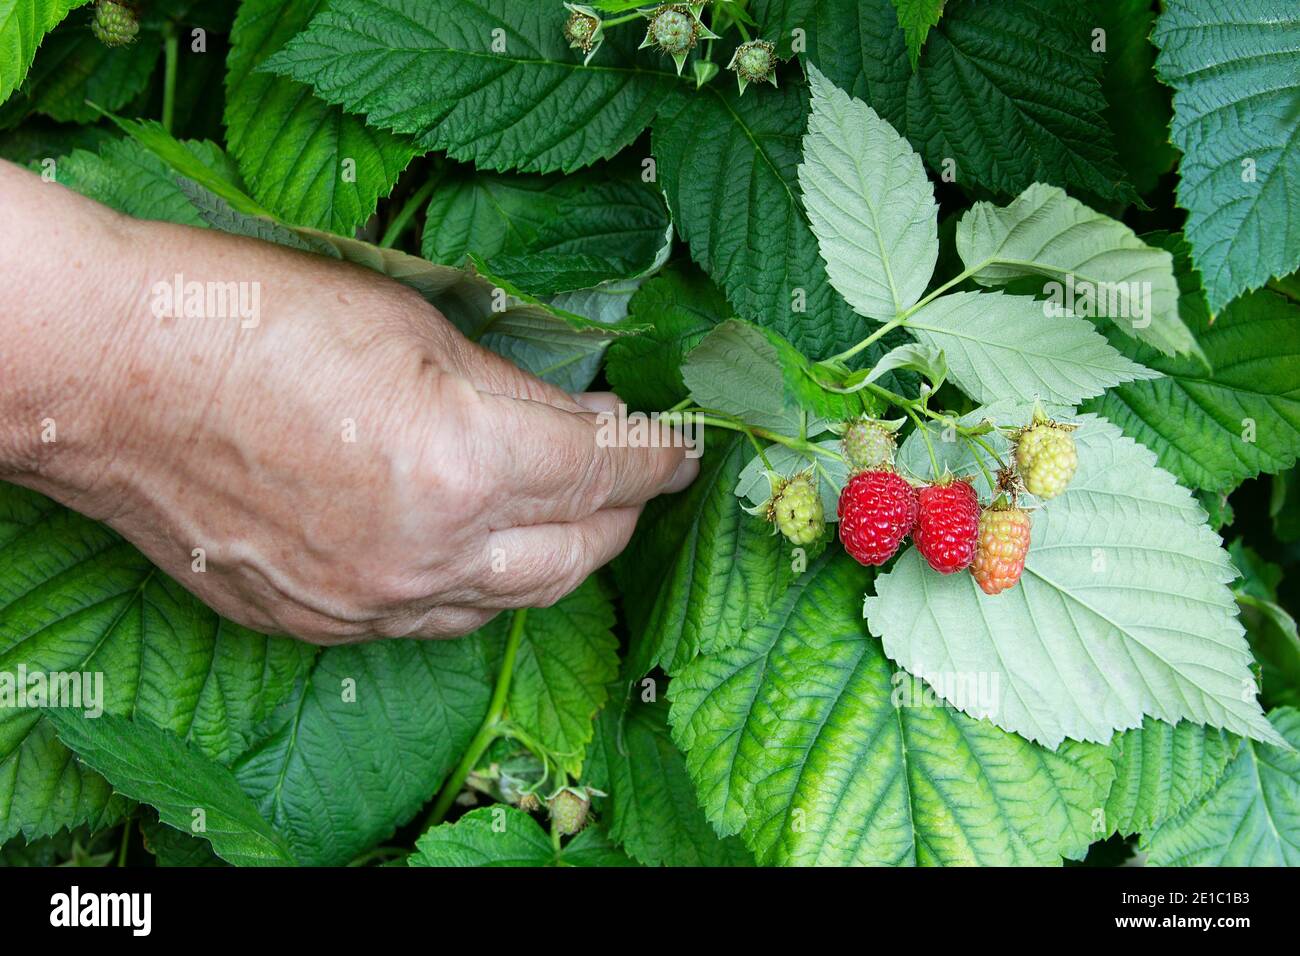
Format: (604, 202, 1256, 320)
(1, 163, 695, 643)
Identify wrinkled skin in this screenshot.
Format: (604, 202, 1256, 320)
(0, 161, 695, 643)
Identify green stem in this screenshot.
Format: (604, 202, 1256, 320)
(735, 19, 751, 41)
(603, 12, 643, 27)
(968, 434, 1008, 470)
(825, 316, 906, 364)
(161, 22, 178, 135)
(905, 406, 940, 477)
(422, 609, 528, 830)
(117, 818, 131, 867)
(380, 174, 439, 249)
(825, 261, 988, 367)
(660, 412, 843, 462)
(962, 435, 997, 494)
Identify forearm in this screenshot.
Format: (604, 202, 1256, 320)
(0, 160, 146, 493)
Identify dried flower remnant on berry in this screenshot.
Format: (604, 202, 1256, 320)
(727, 39, 778, 94)
(562, 3, 605, 64)
(639, 3, 719, 75)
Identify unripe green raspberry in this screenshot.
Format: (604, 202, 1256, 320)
(648, 6, 696, 55)
(547, 787, 591, 836)
(727, 39, 778, 93)
(842, 418, 895, 471)
(770, 471, 824, 546)
(92, 1, 139, 48)
(1014, 421, 1077, 500)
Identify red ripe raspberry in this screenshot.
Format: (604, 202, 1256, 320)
(970, 505, 1032, 595)
(914, 479, 980, 574)
(838, 470, 918, 566)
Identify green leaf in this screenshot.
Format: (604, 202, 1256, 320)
(140, 815, 225, 867)
(1232, 541, 1300, 713)
(669, 551, 1114, 865)
(423, 160, 670, 295)
(0, 485, 314, 844)
(798, 65, 938, 322)
(956, 183, 1197, 358)
(224, 0, 419, 234)
(1143, 707, 1300, 865)
(1098, 0, 1177, 196)
(866, 415, 1285, 749)
(890, 0, 945, 71)
(0, 119, 117, 163)
(1085, 234, 1300, 491)
(409, 806, 633, 867)
(613, 433, 791, 678)
(681, 320, 806, 435)
(605, 265, 731, 411)
(752, 0, 816, 59)
(54, 133, 239, 226)
(45, 710, 295, 866)
(262, 0, 676, 174)
(505, 579, 619, 778)
(1152, 0, 1300, 313)
(1104, 719, 1236, 839)
(0, 0, 88, 105)
(653, 82, 867, 358)
(586, 698, 752, 866)
(904, 291, 1159, 406)
(807, 0, 1133, 203)
(0, 14, 159, 125)
(234, 635, 495, 867)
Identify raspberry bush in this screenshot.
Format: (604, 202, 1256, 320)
(1, 0, 1299, 871)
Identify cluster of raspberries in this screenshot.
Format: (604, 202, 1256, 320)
(765, 413, 1077, 595)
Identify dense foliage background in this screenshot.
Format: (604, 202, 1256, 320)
(0, 0, 1297, 867)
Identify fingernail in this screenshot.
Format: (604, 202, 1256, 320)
(663, 455, 699, 494)
(572, 391, 621, 415)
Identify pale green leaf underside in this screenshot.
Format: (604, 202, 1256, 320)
(506, 579, 619, 778)
(409, 806, 632, 866)
(1143, 707, 1300, 865)
(1105, 718, 1236, 838)
(263, 0, 676, 174)
(669, 552, 1113, 865)
(0, 485, 314, 844)
(1153, 0, 1300, 313)
(225, 0, 419, 234)
(681, 320, 804, 435)
(0, 0, 86, 104)
(799, 65, 938, 321)
(867, 415, 1283, 749)
(45, 710, 295, 866)
(956, 183, 1196, 358)
(904, 291, 1159, 406)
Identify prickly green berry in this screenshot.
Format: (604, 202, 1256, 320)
(547, 787, 591, 836)
(1015, 421, 1078, 500)
(842, 419, 895, 471)
(92, 1, 139, 47)
(770, 472, 824, 546)
(648, 6, 696, 55)
(727, 39, 778, 93)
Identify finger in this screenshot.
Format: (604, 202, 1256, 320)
(478, 391, 697, 526)
(389, 605, 501, 640)
(570, 391, 622, 415)
(470, 506, 642, 608)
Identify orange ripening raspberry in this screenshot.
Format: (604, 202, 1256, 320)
(970, 505, 1032, 595)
